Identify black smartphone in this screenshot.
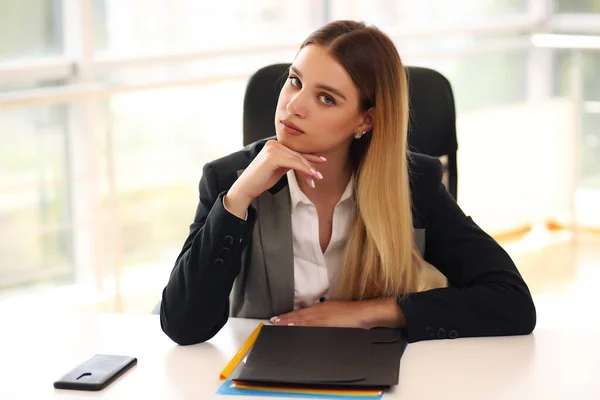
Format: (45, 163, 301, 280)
(53, 354, 137, 391)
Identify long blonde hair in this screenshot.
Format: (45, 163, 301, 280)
(301, 21, 428, 300)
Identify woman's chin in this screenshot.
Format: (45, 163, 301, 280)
(276, 133, 304, 150)
(275, 131, 331, 154)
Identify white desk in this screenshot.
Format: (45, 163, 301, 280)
(1, 313, 598, 399)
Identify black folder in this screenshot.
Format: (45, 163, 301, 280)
(235, 326, 408, 388)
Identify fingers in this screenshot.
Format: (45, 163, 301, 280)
(270, 315, 291, 326)
(281, 155, 322, 186)
(275, 141, 326, 168)
(273, 141, 324, 161)
(270, 308, 315, 327)
(292, 153, 326, 188)
(301, 154, 327, 164)
(270, 317, 312, 327)
(270, 317, 322, 327)
(270, 310, 297, 325)
(265, 141, 326, 188)
(275, 152, 322, 188)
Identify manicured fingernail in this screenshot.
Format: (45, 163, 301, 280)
(271, 317, 280, 323)
(320, 156, 327, 161)
(310, 179, 315, 188)
(310, 168, 318, 176)
(316, 171, 323, 179)
(288, 323, 295, 326)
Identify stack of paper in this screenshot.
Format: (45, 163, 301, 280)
(218, 379, 383, 399)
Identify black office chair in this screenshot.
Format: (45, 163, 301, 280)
(242, 63, 458, 199)
(406, 67, 458, 200)
(243, 63, 291, 146)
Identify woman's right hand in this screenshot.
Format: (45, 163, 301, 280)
(224, 140, 326, 218)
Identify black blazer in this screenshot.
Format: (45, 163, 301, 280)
(160, 139, 536, 345)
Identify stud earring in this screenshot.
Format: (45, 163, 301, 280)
(355, 131, 367, 139)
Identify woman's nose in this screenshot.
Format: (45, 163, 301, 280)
(286, 92, 307, 118)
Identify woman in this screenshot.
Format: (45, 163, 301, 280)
(160, 20, 536, 345)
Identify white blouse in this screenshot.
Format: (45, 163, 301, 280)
(286, 170, 356, 310)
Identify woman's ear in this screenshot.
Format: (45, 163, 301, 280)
(359, 107, 375, 133)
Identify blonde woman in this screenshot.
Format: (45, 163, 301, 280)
(160, 20, 536, 345)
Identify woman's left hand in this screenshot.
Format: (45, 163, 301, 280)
(271, 301, 369, 328)
(270, 298, 405, 329)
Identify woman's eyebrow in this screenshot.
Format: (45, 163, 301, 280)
(290, 65, 347, 101)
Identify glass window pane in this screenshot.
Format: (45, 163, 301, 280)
(93, 0, 326, 56)
(553, 50, 600, 189)
(579, 51, 600, 189)
(97, 50, 298, 88)
(0, 0, 62, 61)
(0, 104, 72, 293)
(581, 113, 600, 188)
(555, 0, 600, 13)
(403, 37, 529, 113)
(104, 80, 247, 269)
(450, 52, 528, 113)
(553, 50, 600, 101)
(553, 50, 571, 98)
(332, 0, 530, 28)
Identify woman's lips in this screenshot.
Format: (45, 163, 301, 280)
(280, 120, 305, 136)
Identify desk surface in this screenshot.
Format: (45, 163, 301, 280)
(1, 313, 599, 400)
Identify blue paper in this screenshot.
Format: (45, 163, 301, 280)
(216, 379, 383, 399)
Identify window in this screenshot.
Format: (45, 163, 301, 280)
(0, 104, 72, 292)
(0, 0, 63, 61)
(413, 50, 529, 114)
(106, 81, 248, 269)
(555, 0, 600, 13)
(2, 0, 600, 303)
(331, 0, 530, 28)
(554, 50, 600, 189)
(93, 0, 326, 56)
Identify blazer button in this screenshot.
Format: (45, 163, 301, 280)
(224, 235, 234, 246)
(214, 258, 224, 268)
(425, 327, 434, 338)
(220, 247, 230, 257)
(437, 328, 447, 338)
(449, 329, 458, 339)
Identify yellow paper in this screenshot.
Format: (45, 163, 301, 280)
(232, 381, 382, 397)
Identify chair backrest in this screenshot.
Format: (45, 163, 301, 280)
(242, 64, 458, 199)
(243, 63, 290, 146)
(406, 67, 458, 199)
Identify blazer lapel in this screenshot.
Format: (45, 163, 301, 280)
(255, 187, 295, 316)
(239, 169, 295, 316)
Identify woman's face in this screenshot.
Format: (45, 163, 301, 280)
(274, 44, 371, 154)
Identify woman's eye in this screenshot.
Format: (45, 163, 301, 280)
(319, 94, 335, 105)
(289, 76, 301, 87)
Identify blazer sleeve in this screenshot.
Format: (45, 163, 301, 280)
(398, 161, 536, 343)
(160, 163, 257, 345)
